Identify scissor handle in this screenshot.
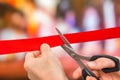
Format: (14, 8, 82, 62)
(90, 55, 120, 73)
(82, 68, 99, 80)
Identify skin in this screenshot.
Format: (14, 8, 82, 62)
(24, 43, 120, 80)
(73, 57, 120, 80)
(24, 44, 68, 80)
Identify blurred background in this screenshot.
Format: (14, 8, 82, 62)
(0, 0, 120, 80)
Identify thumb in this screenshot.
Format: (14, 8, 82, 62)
(40, 43, 52, 56)
(87, 58, 115, 70)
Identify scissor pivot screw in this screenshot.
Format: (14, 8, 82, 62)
(71, 54, 75, 57)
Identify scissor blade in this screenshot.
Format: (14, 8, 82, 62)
(62, 45, 90, 69)
(61, 45, 91, 61)
(56, 28, 72, 48)
(62, 45, 99, 80)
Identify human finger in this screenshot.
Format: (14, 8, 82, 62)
(32, 51, 40, 57)
(87, 58, 115, 70)
(40, 43, 52, 56)
(72, 67, 82, 79)
(25, 52, 35, 61)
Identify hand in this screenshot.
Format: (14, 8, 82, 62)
(73, 57, 120, 80)
(24, 44, 68, 80)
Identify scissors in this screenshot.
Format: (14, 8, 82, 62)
(56, 28, 120, 80)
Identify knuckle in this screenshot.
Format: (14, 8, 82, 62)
(24, 62, 32, 70)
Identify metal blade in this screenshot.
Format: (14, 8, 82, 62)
(56, 28, 72, 48)
(61, 45, 90, 69)
(61, 45, 90, 61)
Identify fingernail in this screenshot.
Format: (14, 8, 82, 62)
(87, 62, 96, 67)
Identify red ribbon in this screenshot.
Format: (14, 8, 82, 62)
(0, 27, 120, 54)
